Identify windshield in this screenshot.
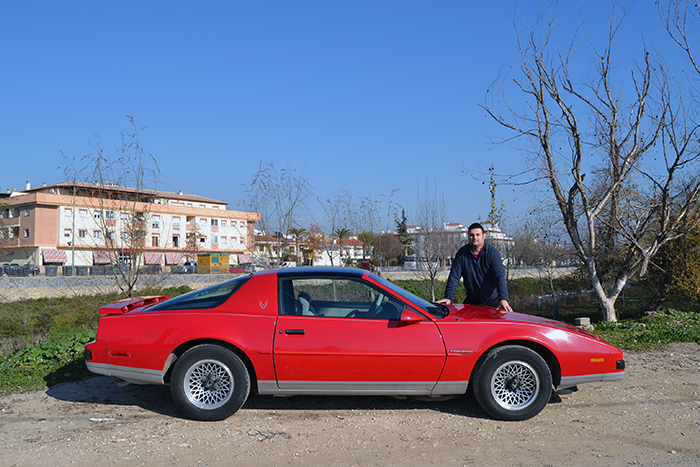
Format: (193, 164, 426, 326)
(370, 273, 448, 319)
(148, 276, 250, 311)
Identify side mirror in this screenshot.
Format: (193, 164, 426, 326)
(399, 308, 424, 324)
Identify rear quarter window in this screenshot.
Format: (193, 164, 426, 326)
(148, 276, 250, 311)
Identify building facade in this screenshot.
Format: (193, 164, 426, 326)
(0, 181, 260, 271)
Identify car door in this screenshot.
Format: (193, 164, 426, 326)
(273, 276, 447, 395)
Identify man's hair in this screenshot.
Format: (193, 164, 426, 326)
(468, 222, 484, 233)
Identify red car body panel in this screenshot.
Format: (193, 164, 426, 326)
(85, 267, 624, 398)
(273, 315, 446, 386)
(436, 305, 624, 385)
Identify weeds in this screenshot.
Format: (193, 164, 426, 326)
(592, 309, 700, 350)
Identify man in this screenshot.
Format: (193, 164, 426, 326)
(436, 223, 512, 312)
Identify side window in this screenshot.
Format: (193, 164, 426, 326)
(279, 277, 404, 319)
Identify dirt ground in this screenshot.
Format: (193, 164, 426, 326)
(1, 343, 699, 467)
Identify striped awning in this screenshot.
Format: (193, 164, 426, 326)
(93, 250, 112, 264)
(42, 249, 67, 263)
(165, 252, 183, 265)
(144, 251, 163, 265)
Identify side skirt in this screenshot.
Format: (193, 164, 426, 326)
(257, 380, 468, 396)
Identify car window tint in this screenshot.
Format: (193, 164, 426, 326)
(149, 276, 250, 311)
(279, 277, 404, 319)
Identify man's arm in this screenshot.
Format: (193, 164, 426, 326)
(440, 251, 464, 303)
(488, 247, 509, 303)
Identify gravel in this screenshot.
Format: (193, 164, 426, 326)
(1, 343, 698, 466)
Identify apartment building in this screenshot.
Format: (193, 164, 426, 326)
(0, 181, 260, 270)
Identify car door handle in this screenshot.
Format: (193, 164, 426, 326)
(285, 329, 305, 335)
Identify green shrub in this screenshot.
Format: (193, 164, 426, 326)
(0, 330, 96, 394)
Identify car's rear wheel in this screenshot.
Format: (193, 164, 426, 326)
(170, 345, 250, 421)
(472, 345, 552, 421)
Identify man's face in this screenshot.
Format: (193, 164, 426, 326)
(468, 228, 484, 251)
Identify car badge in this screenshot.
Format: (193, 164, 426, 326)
(259, 300, 268, 309)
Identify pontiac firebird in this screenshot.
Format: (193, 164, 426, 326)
(84, 267, 625, 421)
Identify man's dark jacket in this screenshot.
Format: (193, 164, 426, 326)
(444, 242, 509, 305)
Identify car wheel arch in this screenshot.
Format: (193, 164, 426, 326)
(470, 340, 561, 388)
(164, 339, 258, 394)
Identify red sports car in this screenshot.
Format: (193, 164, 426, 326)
(84, 267, 625, 421)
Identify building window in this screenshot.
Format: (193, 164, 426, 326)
(25, 209, 30, 217)
(121, 212, 129, 221)
(173, 217, 181, 230)
(240, 237, 245, 245)
(221, 220, 227, 227)
(173, 235, 180, 248)
(79, 230, 87, 238)
(199, 204, 206, 208)
(240, 222, 245, 229)
(199, 218, 207, 226)
(105, 210, 116, 219)
(24, 229, 30, 238)
(221, 236, 227, 245)
(212, 235, 218, 243)
(211, 219, 218, 227)
(152, 235, 159, 247)
(64, 228, 72, 238)
(93, 230, 101, 239)
(121, 231, 129, 240)
(152, 215, 160, 229)
(199, 236, 206, 243)
(80, 209, 87, 218)
(65, 208, 72, 217)
(94, 211, 101, 220)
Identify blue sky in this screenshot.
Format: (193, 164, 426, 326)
(0, 1, 690, 233)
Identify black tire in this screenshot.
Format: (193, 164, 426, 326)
(472, 345, 552, 421)
(170, 345, 250, 421)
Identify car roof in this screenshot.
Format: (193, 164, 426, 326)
(269, 266, 367, 279)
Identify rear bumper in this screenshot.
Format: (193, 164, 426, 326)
(85, 361, 166, 385)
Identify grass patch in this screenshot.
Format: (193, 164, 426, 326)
(0, 286, 192, 395)
(592, 308, 700, 351)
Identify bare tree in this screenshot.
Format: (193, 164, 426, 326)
(242, 161, 312, 265)
(511, 211, 576, 319)
(287, 226, 307, 264)
(358, 190, 401, 236)
(332, 227, 351, 266)
(659, 0, 700, 77)
(375, 232, 403, 266)
(317, 187, 354, 266)
(412, 179, 452, 301)
(62, 116, 161, 298)
(305, 224, 326, 266)
(184, 223, 202, 265)
(483, 5, 700, 321)
(355, 189, 401, 269)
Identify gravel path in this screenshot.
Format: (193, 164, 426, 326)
(1, 343, 698, 466)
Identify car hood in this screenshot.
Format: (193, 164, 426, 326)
(444, 304, 600, 339)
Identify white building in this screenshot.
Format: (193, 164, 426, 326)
(0, 181, 260, 270)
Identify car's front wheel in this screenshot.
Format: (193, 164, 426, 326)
(170, 345, 250, 421)
(472, 345, 552, 421)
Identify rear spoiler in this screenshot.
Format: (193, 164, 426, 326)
(99, 296, 168, 316)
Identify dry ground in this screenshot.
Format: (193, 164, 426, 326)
(1, 343, 699, 467)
